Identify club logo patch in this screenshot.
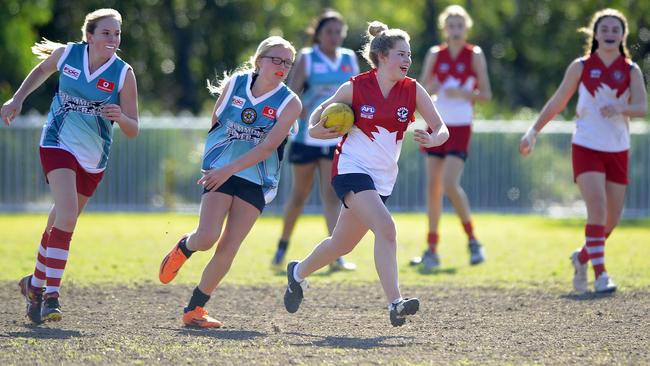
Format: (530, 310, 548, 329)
(96, 78, 114, 93)
(263, 106, 277, 120)
(396, 106, 409, 123)
(590, 69, 602, 78)
(341, 64, 353, 73)
(439, 63, 450, 73)
(360, 104, 375, 119)
(456, 63, 466, 73)
(62, 64, 81, 80)
(612, 70, 624, 82)
(241, 108, 257, 124)
(231, 96, 245, 109)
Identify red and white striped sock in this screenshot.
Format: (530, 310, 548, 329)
(31, 229, 50, 289)
(585, 224, 606, 279)
(462, 221, 476, 241)
(427, 232, 439, 254)
(577, 229, 611, 264)
(45, 227, 73, 296)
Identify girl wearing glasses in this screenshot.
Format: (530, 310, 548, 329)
(159, 36, 301, 327)
(272, 9, 359, 272)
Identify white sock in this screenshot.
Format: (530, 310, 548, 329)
(389, 297, 403, 310)
(293, 262, 304, 283)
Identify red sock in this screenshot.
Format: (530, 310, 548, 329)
(31, 229, 50, 288)
(578, 230, 612, 264)
(45, 227, 73, 296)
(427, 232, 439, 253)
(585, 224, 606, 278)
(462, 221, 476, 241)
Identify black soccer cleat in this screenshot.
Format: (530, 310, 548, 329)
(41, 296, 62, 322)
(18, 275, 43, 324)
(284, 261, 307, 313)
(389, 298, 419, 327)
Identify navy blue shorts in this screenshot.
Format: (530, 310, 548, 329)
(203, 175, 265, 212)
(288, 142, 336, 164)
(331, 173, 389, 208)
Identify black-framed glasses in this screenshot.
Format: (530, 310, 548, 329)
(260, 56, 294, 68)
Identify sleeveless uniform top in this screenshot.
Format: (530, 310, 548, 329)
(332, 70, 417, 196)
(40, 42, 131, 173)
(574, 53, 633, 152)
(431, 43, 477, 125)
(202, 72, 297, 203)
(292, 45, 358, 147)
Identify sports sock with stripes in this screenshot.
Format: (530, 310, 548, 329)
(45, 227, 73, 296)
(585, 224, 607, 278)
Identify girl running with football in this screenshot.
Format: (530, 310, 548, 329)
(272, 9, 358, 272)
(159, 36, 301, 328)
(520, 8, 647, 293)
(282, 21, 449, 326)
(1, 8, 139, 324)
(412, 5, 492, 271)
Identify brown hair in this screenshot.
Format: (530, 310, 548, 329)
(360, 21, 410, 68)
(207, 36, 296, 95)
(307, 9, 347, 45)
(32, 8, 122, 59)
(579, 8, 629, 57)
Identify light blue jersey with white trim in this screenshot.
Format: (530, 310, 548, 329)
(40, 42, 131, 173)
(292, 46, 358, 147)
(202, 72, 296, 203)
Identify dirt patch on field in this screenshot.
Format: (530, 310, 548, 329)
(1, 282, 648, 365)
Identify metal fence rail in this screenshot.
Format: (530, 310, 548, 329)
(1, 116, 648, 217)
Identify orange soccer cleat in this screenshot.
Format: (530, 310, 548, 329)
(182, 306, 223, 328)
(159, 235, 190, 284)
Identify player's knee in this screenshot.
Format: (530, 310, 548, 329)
(214, 240, 242, 262)
(372, 219, 397, 243)
(443, 181, 461, 196)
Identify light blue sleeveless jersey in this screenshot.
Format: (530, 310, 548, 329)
(202, 72, 296, 203)
(40, 42, 131, 173)
(292, 46, 358, 147)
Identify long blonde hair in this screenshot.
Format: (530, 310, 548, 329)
(207, 36, 296, 95)
(360, 21, 410, 68)
(438, 5, 473, 30)
(32, 8, 122, 59)
(579, 8, 629, 57)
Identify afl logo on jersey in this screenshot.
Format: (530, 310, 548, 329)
(360, 104, 375, 119)
(62, 64, 81, 80)
(241, 108, 257, 124)
(96, 78, 115, 93)
(590, 69, 602, 79)
(456, 63, 466, 73)
(396, 107, 409, 123)
(439, 63, 450, 73)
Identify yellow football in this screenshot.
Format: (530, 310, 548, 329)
(322, 103, 354, 134)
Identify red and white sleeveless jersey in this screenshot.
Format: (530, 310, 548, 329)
(431, 43, 477, 125)
(574, 53, 633, 152)
(332, 70, 417, 195)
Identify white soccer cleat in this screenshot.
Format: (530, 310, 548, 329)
(570, 249, 588, 294)
(594, 272, 617, 293)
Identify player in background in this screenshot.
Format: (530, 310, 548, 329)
(520, 9, 647, 293)
(412, 5, 492, 271)
(1, 8, 139, 323)
(159, 36, 301, 328)
(272, 9, 358, 271)
(282, 21, 449, 326)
